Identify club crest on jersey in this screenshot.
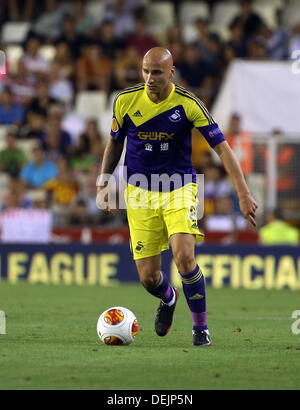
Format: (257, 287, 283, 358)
(169, 109, 181, 122)
(145, 143, 153, 151)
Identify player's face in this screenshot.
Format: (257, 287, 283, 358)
(142, 60, 174, 94)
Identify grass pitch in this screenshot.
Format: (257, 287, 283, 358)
(0, 282, 300, 390)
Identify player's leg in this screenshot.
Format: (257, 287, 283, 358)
(163, 183, 210, 345)
(125, 184, 178, 337)
(135, 254, 179, 336)
(169, 233, 211, 346)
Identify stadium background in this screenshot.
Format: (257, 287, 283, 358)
(0, 0, 299, 289)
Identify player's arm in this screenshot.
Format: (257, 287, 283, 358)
(97, 137, 124, 188)
(96, 137, 124, 213)
(214, 140, 258, 227)
(188, 95, 258, 227)
(96, 94, 126, 212)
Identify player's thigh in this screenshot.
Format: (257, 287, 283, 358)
(169, 233, 196, 273)
(126, 186, 169, 260)
(163, 183, 204, 240)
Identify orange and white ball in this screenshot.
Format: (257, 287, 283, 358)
(97, 307, 139, 345)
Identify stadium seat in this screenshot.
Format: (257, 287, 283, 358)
(39, 45, 56, 62)
(179, 2, 209, 25)
(212, 2, 240, 28)
(282, 4, 300, 27)
(1, 22, 31, 44)
(5, 45, 23, 74)
(75, 91, 107, 119)
(254, 0, 284, 8)
(146, 2, 175, 35)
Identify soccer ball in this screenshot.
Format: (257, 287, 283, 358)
(96, 306, 139, 345)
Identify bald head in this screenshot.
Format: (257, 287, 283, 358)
(142, 48, 175, 101)
(143, 47, 174, 67)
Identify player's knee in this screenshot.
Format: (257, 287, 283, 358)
(140, 272, 160, 290)
(173, 251, 195, 274)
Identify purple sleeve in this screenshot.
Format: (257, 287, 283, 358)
(110, 116, 126, 143)
(196, 123, 226, 148)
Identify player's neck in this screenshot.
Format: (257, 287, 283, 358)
(146, 82, 173, 104)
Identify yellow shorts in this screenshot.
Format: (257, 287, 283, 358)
(125, 182, 204, 260)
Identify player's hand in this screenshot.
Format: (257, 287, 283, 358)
(239, 193, 258, 228)
(96, 185, 111, 214)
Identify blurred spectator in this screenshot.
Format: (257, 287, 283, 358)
(114, 46, 142, 89)
(52, 41, 74, 80)
(56, 15, 86, 60)
(45, 158, 79, 225)
(45, 158, 79, 206)
(33, 0, 69, 39)
(259, 208, 299, 245)
(247, 38, 268, 60)
(221, 43, 238, 70)
(193, 20, 222, 71)
(20, 142, 57, 188)
(98, 20, 125, 59)
(69, 0, 95, 36)
(21, 36, 50, 78)
(258, 23, 288, 60)
(288, 22, 300, 58)
(176, 43, 210, 96)
(0, 128, 27, 176)
(68, 198, 92, 226)
(48, 62, 74, 105)
(2, 0, 36, 22)
(191, 128, 212, 173)
(226, 113, 253, 176)
(71, 119, 104, 172)
(230, 0, 263, 45)
(26, 79, 59, 117)
(1, 177, 32, 210)
(125, 18, 158, 57)
(0, 87, 25, 126)
(76, 44, 112, 92)
(204, 195, 247, 242)
(204, 164, 232, 216)
(227, 21, 245, 57)
(42, 125, 70, 162)
(166, 22, 182, 43)
(7, 60, 35, 105)
(19, 111, 46, 140)
(102, 0, 145, 38)
(43, 105, 72, 157)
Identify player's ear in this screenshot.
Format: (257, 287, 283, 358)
(170, 66, 176, 80)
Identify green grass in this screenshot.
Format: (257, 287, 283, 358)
(0, 282, 300, 390)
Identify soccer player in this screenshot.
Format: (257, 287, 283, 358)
(97, 47, 257, 346)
